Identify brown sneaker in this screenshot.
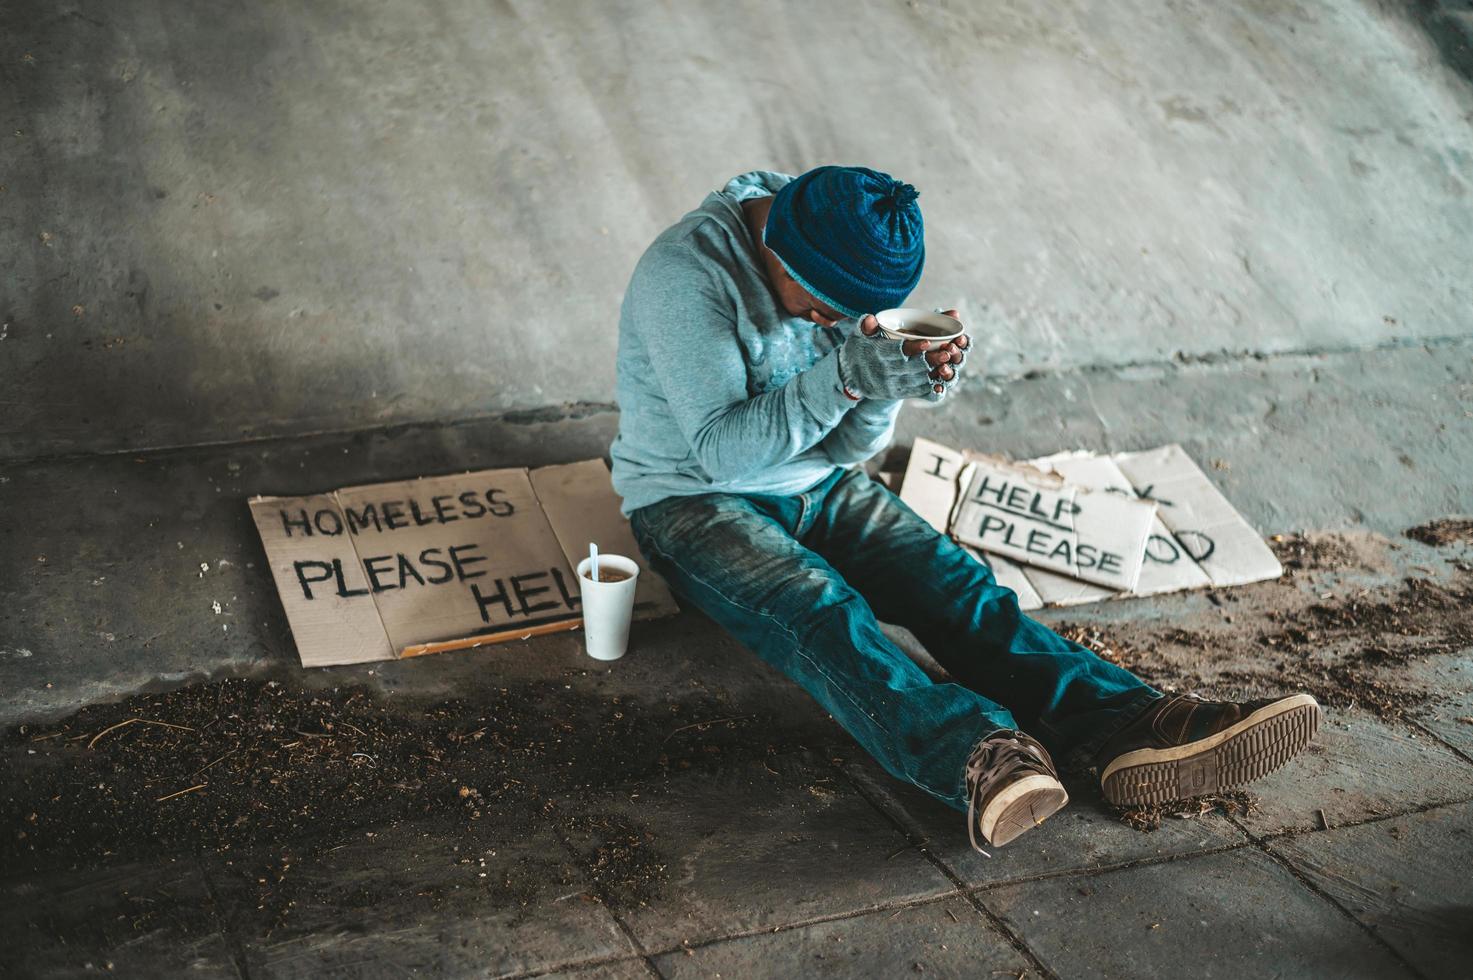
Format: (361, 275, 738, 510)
(965, 730, 1069, 853)
(1097, 693, 1321, 806)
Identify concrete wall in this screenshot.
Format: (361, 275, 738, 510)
(4, 0, 1471, 460)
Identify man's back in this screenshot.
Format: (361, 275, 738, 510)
(610, 171, 851, 515)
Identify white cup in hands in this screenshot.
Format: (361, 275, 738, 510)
(576, 554, 640, 661)
(864, 308, 968, 394)
(874, 308, 964, 343)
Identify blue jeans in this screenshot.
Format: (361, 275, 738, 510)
(629, 467, 1161, 811)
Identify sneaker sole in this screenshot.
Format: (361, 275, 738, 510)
(981, 774, 1069, 847)
(1100, 694, 1321, 807)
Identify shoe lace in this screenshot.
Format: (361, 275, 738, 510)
(964, 731, 1049, 857)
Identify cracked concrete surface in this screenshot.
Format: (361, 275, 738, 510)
(3, 341, 1472, 978)
(3, 341, 1469, 725)
(3, 1, 1473, 977)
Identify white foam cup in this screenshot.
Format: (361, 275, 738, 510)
(575, 554, 640, 661)
(874, 308, 964, 343)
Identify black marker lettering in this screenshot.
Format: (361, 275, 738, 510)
(419, 547, 453, 584)
(458, 491, 487, 519)
(1176, 530, 1216, 563)
(1135, 484, 1175, 508)
(550, 566, 581, 610)
(471, 578, 513, 622)
(313, 508, 344, 536)
(332, 558, 370, 598)
(1145, 534, 1181, 564)
(345, 503, 381, 534)
(485, 488, 515, 517)
(396, 553, 426, 588)
(449, 543, 487, 581)
(431, 494, 459, 523)
(380, 500, 408, 530)
(363, 555, 396, 592)
(511, 572, 558, 615)
(293, 560, 334, 599)
(971, 476, 1007, 505)
(977, 514, 1008, 538)
(280, 508, 313, 538)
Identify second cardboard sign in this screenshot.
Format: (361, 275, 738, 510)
(950, 455, 1157, 592)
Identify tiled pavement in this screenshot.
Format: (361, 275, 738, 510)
(7, 695, 1472, 979)
(5, 343, 1473, 977)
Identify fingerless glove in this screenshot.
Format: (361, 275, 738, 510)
(835, 331, 938, 401)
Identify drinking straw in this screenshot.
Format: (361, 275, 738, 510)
(589, 542, 599, 580)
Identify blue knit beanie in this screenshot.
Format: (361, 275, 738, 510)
(763, 166, 924, 319)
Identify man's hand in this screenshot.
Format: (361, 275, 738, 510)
(857, 311, 972, 395)
(836, 320, 941, 401)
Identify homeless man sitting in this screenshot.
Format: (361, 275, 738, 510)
(609, 166, 1319, 851)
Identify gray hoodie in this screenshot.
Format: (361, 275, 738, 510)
(610, 171, 902, 515)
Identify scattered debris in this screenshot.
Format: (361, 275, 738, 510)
(0, 674, 794, 925)
(1269, 532, 1361, 574)
(1115, 791, 1258, 832)
(86, 716, 195, 750)
(1250, 571, 1473, 719)
(559, 809, 669, 912)
(1055, 623, 1141, 670)
(1050, 532, 1471, 723)
(155, 783, 207, 803)
(1405, 519, 1473, 548)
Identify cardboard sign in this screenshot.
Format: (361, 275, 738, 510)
(1112, 444, 1282, 587)
(1029, 451, 1212, 604)
(899, 437, 968, 532)
(249, 461, 677, 667)
(247, 491, 397, 666)
(899, 439, 1043, 610)
(896, 439, 1279, 609)
(950, 455, 1157, 592)
(527, 460, 676, 619)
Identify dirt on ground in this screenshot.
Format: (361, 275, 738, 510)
(1, 673, 787, 934)
(1405, 518, 1473, 548)
(1114, 791, 1259, 833)
(1055, 528, 1473, 832)
(5, 525, 1472, 938)
(1269, 531, 1366, 576)
(1060, 530, 1473, 724)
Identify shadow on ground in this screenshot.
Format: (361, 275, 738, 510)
(4, 524, 1473, 978)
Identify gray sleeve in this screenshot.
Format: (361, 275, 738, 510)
(627, 243, 855, 482)
(821, 398, 903, 465)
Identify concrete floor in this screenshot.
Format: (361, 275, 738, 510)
(4, 348, 1472, 978)
(5, 1, 1473, 977)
